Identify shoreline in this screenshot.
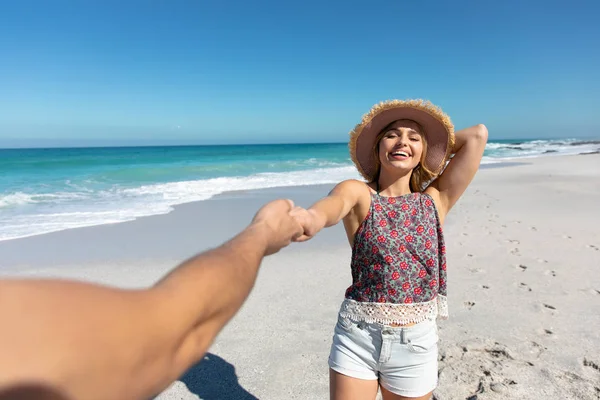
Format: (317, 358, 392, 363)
(1, 148, 597, 244)
(0, 159, 531, 245)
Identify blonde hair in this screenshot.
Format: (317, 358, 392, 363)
(370, 120, 437, 192)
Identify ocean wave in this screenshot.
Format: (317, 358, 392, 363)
(0, 191, 91, 208)
(0, 166, 361, 241)
(484, 138, 600, 160)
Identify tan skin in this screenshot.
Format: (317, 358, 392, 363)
(291, 120, 488, 400)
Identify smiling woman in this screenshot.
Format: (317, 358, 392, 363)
(288, 99, 487, 400)
(372, 119, 433, 193)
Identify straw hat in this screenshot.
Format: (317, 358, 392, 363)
(349, 99, 455, 181)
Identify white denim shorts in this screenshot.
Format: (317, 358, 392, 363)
(328, 313, 439, 397)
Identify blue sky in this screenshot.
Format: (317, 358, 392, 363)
(1, 0, 599, 147)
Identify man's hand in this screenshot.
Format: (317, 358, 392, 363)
(251, 199, 304, 255)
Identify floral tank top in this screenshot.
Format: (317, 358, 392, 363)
(339, 190, 448, 325)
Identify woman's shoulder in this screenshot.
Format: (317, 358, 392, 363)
(332, 179, 373, 196)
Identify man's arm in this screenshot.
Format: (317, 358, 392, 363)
(0, 199, 302, 400)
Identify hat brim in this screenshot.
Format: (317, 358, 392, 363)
(349, 99, 455, 181)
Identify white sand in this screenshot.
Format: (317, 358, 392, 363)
(1, 154, 599, 399)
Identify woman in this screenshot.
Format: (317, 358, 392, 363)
(292, 99, 488, 400)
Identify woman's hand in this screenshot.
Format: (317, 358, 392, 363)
(289, 207, 323, 242)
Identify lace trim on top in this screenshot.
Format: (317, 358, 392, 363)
(340, 295, 448, 325)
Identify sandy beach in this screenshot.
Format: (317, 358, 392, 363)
(1, 153, 599, 399)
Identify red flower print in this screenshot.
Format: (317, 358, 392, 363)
(425, 240, 432, 249)
(418, 269, 427, 278)
(356, 281, 363, 287)
(426, 258, 434, 267)
(411, 209, 417, 216)
(376, 283, 383, 290)
(399, 244, 406, 252)
(388, 211, 397, 218)
(378, 296, 386, 303)
(403, 219, 411, 227)
(441, 246, 446, 254)
(440, 278, 445, 286)
(417, 225, 425, 234)
(429, 279, 437, 288)
(392, 271, 400, 280)
(390, 230, 399, 238)
(365, 231, 373, 239)
(400, 261, 408, 270)
(441, 263, 447, 271)
(425, 199, 433, 207)
(379, 219, 387, 227)
(388, 197, 396, 204)
(402, 282, 410, 291)
(404, 297, 413, 304)
(401, 203, 409, 211)
(414, 287, 423, 295)
(412, 254, 418, 262)
(405, 235, 414, 243)
(377, 235, 386, 243)
(368, 272, 374, 279)
(375, 204, 383, 212)
(428, 228, 435, 236)
(374, 263, 382, 271)
(388, 288, 397, 296)
(384, 255, 393, 264)
(372, 245, 379, 254)
(365, 287, 371, 295)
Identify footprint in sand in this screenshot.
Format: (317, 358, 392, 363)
(583, 358, 600, 372)
(511, 248, 521, 255)
(544, 329, 553, 335)
(588, 244, 599, 251)
(563, 235, 572, 239)
(507, 239, 520, 244)
(544, 304, 556, 310)
(536, 258, 549, 264)
(530, 226, 537, 231)
(464, 301, 476, 310)
(467, 253, 474, 257)
(518, 264, 527, 271)
(519, 282, 532, 292)
(544, 270, 557, 277)
(482, 285, 490, 289)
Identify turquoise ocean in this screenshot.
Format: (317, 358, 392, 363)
(1, 139, 599, 241)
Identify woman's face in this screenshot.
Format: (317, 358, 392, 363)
(377, 119, 424, 175)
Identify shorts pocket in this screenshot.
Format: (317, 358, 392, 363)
(336, 314, 356, 333)
(407, 326, 438, 354)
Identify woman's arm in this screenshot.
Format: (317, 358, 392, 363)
(292, 179, 367, 242)
(426, 124, 488, 220)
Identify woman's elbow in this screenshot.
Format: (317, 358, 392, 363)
(474, 124, 488, 141)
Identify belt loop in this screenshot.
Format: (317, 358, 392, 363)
(400, 328, 406, 344)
